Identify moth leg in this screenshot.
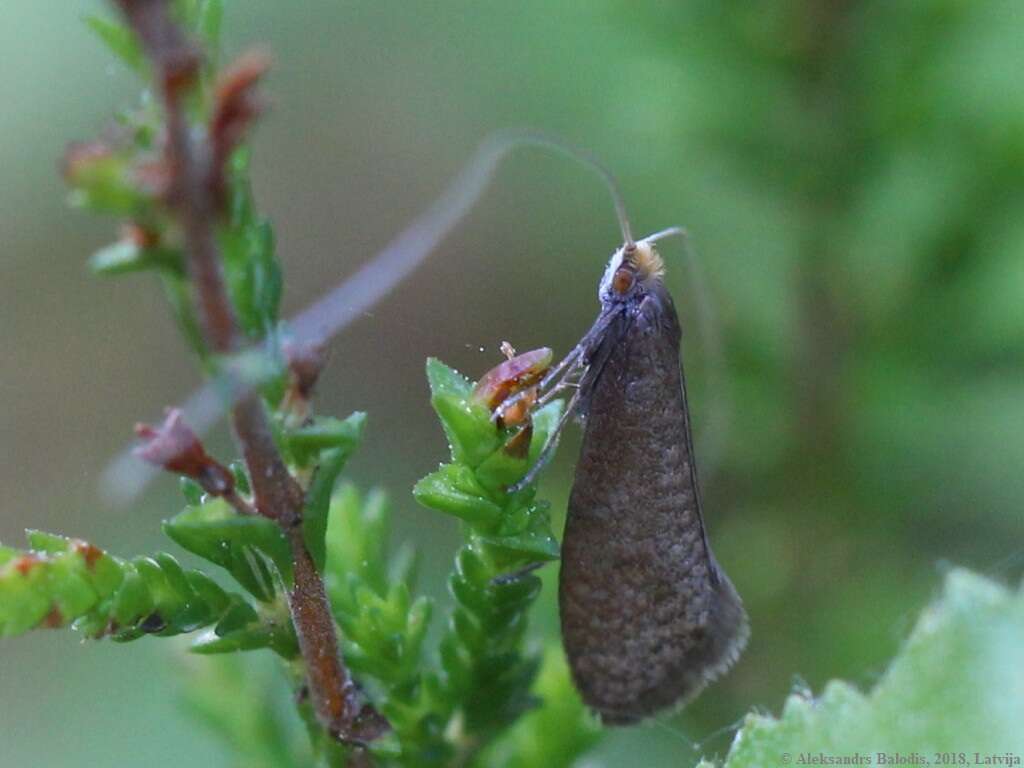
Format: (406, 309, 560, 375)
(489, 561, 544, 586)
(492, 344, 583, 423)
(537, 342, 584, 390)
(507, 384, 583, 493)
(537, 377, 580, 406)
(493, 305, 621, 424)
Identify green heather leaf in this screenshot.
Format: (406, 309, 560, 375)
(130, 556, 188, 630)
(525, 400, 563, 466)
(477, 532, 560, 562)
(111, 566, 155, 625)
(285, 411, 366, 467)
(0, 546, 18, 568)
(163, 498, 293, 600)
(226, 148, 254, 217)
(25, 531, 123, 595)
(153, 552, 194, 601)
(84, 14, 144, 73)
(302, 447, 348, 573)
(214, 600, 261, 634)
(0, 532, 257, 644)
(712, 569, 1024, 766)
(185, 570, 232, 615)
(431, 393, 501, 467)
(386, 541, 416, 586)
(25, 529, 75, 554)
(474, 441, 530, 491)
(321, 483, 443, 763)
(462, 654, 541, 735)
(191, 601, 298, 657)
(455, 545, 492, 586)
(198, 0, 224, 47)
(325, 485, 391, 601)
(414, 464, 504, 525)
(426, 357, 474, 399)
(406, 595, 433, 648)
(467, 401, 563, 492)
(221, 151, 283, 338)
(472, 646, 601, 768)
(425, 358, 504, 466)
(42, 562, 97, 623)
(417, 356, 568, 753)
(487, 574, 542, 612)
(251, 220, 282, 326)
(0, 576, 53, 636)
(111, 554, 257, 642)
(191, 623, 283, 655)
(230, 462, 252, 495)
(180, 477, 204, 506)
(290, 413, 368, 575)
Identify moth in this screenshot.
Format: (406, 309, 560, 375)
(496, 225, 749, 724)
(104, 129, 749, 721)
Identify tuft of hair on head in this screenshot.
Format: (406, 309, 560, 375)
(631, 240, 665, 281)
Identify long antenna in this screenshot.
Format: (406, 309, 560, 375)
(497, 130, 635, 248)
(101, 130, 636, 504)
(641, 226, 687, 245)
(289, 129, 634, 347)
(643, 226, 733, 480)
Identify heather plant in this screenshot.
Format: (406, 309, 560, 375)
(2, 2, 1023, 767)
(0, 2, 593, 765)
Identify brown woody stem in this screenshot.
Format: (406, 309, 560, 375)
(115, 0, 381, 745)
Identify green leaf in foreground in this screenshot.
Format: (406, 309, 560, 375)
(416, 355, 569, 758)
(284, 410, 367, 572)
(324, 484, 442, 766)
(0, 531, 260, 645)
(711, 568, 1024, 766)
(472, 645, 602, 768)
(163, 497, 293, 602)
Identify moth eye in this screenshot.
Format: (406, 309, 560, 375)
(612, 267, 635, 295)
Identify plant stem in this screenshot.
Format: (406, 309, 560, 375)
(114, 0, 379, 746)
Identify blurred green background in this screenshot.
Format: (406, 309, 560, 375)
(2, 1, 1023, 766)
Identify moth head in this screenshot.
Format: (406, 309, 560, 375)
(599, 240, 665, 303)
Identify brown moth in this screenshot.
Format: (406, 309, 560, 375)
(99, 122, 748, 722)
(498, 230, 748, 724)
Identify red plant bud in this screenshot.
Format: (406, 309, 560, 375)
(284, 338, 328, 400)
(134, 408, 234, 496)
(209, 50, 271, 208)
(471, 347, 552, 412)
(120, 222, 161, 249)
(503, 423, 533, 459)
(213, 50, 271, 132)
